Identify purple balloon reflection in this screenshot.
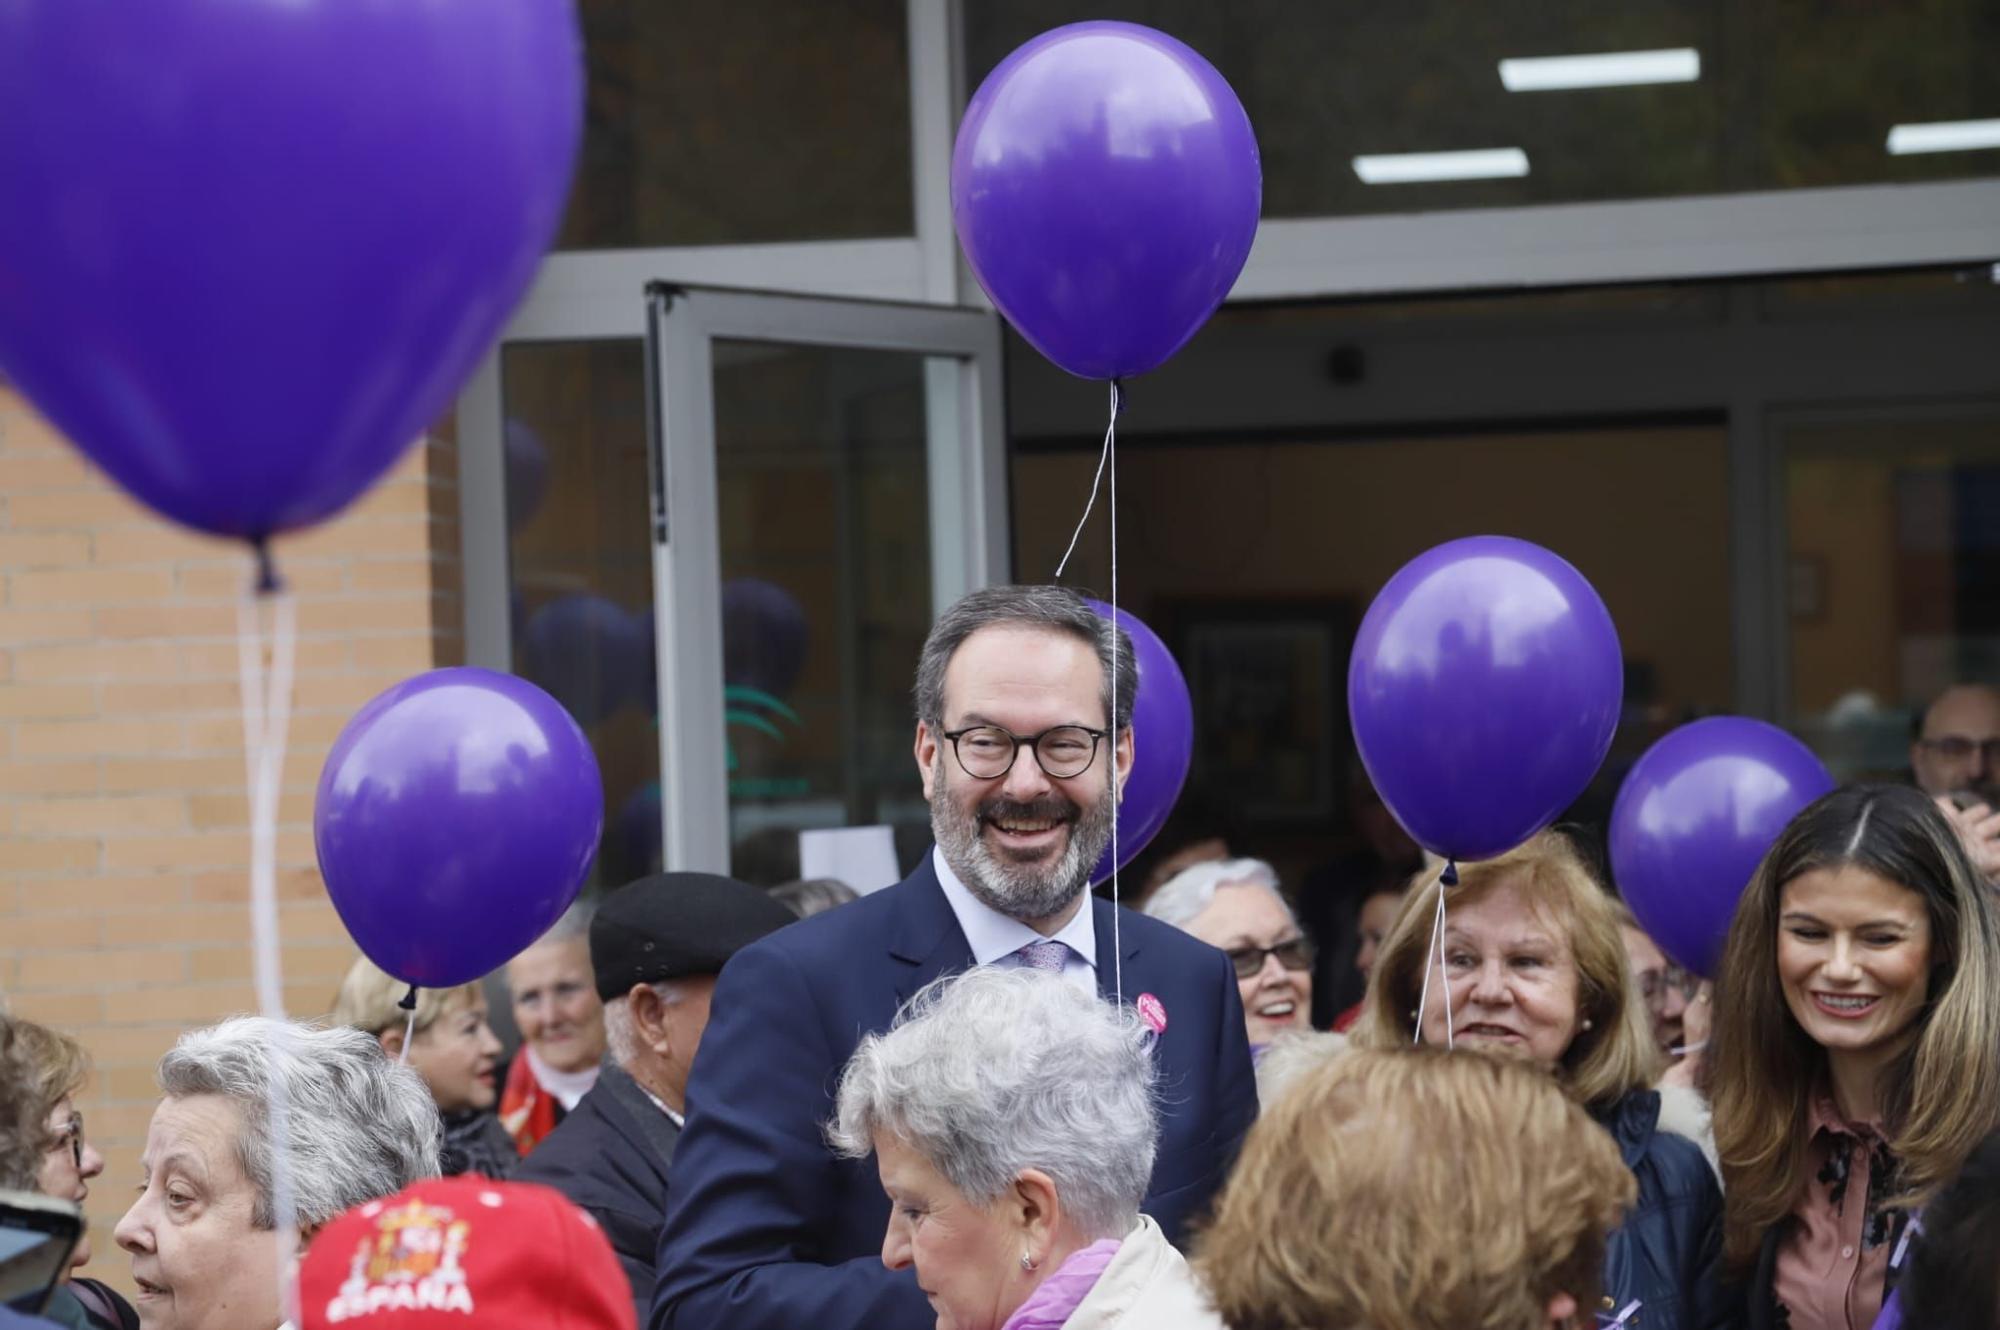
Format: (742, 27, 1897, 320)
(1348, 536, 1623, 862)
(1084, 600, 1193, 887)
(0, 1, 583, 539)
(1610, 717, 1834, 979)
(316, 668, 604, 989)
(522, 594, 649, 727)
(953, 22, 1261, 380)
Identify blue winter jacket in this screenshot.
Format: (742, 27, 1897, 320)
(1596, 1088, 1729, 1330)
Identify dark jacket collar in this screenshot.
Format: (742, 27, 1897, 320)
(590, 1060, 683, 1164)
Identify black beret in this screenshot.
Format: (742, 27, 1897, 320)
(589, 872, 797, 1000)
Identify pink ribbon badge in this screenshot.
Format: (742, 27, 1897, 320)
(1136, 992, 1167, 1036)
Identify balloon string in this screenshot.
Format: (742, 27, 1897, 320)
(237, 577, 299, 1326)
(1108, 379, 1121, 1006)
(1053, 381, 1118, 582)
(1412, 861, 1456, 1047)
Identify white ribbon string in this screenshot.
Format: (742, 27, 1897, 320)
(1107, 381, 1121, 1005)
(1054, 383, 1124, 1003)
(237, 580, 299, 1326)
(1053, 386, 1116, 583)
(1412, 863, 1455, 1047)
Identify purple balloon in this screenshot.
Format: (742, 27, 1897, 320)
(953, 23, 1261, 380)
(1084, 601, 1194, 887)
(505, 421, 552, 533)
(316, 668, 604, 989)
(722, 578, 811, 698)
(1610, 717, 1835, 979)
(521, 594, 648, 727)
(1349, 537, 1623, 862)
(0, 2, 582, 540)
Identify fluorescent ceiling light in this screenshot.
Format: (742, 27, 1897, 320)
(1352, 148, 1529, 185)
(1499, 48, 1701, 92)
(1886, 119, 2000, 155)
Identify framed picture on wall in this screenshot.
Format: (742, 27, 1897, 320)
(1159, 597, 1354, 826)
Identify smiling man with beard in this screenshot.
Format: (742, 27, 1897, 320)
(651, 585, 1258, 1330)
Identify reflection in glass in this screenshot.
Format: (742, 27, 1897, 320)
(1786, 412, 2000, 782)
(502, 339, 659, 892)
(561, 0, 913, 248)
(966, 0, 2000, 219)
(712, 341, 937, 885)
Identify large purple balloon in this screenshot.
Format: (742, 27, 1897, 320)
(316, 669, 604, 989)
(953, 23, 1261, 380)
(1085, 601, 1194, 886)
(1610, 717, 1834, 979)
(1349, 537, 1623, 862)
(0, 2, 582, 540)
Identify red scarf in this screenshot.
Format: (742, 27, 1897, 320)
(499, 1053, 560, 1155)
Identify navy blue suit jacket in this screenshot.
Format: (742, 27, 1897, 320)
(650, 854, 1259, 1330)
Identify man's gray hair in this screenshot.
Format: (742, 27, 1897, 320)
(913, 585, 1137, 731)
(602, 980, 685, 1068)
(158, 1016, 441, 1230)
(829, 967, 1157, 1240)
(1143, 857, 1295, 931)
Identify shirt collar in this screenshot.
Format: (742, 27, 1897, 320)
(932, 846, 1097, 972)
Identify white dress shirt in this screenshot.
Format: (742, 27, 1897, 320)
(932, 846, 1098, 996)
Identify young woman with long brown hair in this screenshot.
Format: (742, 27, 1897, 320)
(1709, 783, 2000, 1330)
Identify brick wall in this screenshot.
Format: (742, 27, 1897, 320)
(0, 385, 460, 1285)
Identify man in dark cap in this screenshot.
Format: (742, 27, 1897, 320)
(512, 871, 795, 1326)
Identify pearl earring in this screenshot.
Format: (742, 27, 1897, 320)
(1020, 1252, 1037, 1272)
(1581, 1017, 1594, 1031)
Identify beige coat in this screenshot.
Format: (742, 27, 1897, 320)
(1061, 1215, 1227, 1330)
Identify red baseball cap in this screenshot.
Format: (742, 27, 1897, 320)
(298, 1177, 635, 1330)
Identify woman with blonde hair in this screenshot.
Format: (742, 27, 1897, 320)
(1708, 783, 2000, 1330)
(1353, 830, 1724, 1329)
(1197, 1045, 1636, 1330)
(331, 955, 511, 1177)
(8, 1018, 132, 1330)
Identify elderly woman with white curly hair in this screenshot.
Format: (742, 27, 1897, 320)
(113, 1016, 441, 1330)
(830, 967, 1222, 1330)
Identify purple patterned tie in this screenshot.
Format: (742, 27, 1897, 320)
(1015, 939, 1069, 973)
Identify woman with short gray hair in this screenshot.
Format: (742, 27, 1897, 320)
(830, 967, 1222, 1330)
(1144, 858, 1315, 1051)
(113, 1016, 441, 1330)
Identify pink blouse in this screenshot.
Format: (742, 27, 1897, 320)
(1771, 1097, 1905, 1330)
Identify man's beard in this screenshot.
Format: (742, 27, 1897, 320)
(930, 762, 1116, 923)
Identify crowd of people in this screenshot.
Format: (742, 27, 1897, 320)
(6, 587, 2000, 1330)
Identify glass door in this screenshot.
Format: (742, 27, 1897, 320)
(646, 286, 1005, 878)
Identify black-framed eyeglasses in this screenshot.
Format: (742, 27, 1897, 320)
(1918, 736, 2000, 765)
(941, 725, 1107, 780)
(1225, 936, 1316, 980)
(49, 1112, 82, 1170)
(1637, 965, 1700, 1011)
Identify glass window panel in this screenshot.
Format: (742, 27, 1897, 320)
(501, 340, 662, 890)
(712, 341, 937, 884)
(965, 0, 2000, 219)
(1785, 411, 2000, 784)
(562, 0, 914, 248)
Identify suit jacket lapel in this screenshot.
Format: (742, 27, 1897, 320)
(1092, 895, 1144, 1005)
(593, 1062, 682, 1168)
(889, 855, 976, 1008)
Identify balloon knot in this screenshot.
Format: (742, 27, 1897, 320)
(1110, 377, 1125, 418)
(251, 537, 283, 596)
(1441, 861, 1459, 887)
(397, 985, 419, 1012)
